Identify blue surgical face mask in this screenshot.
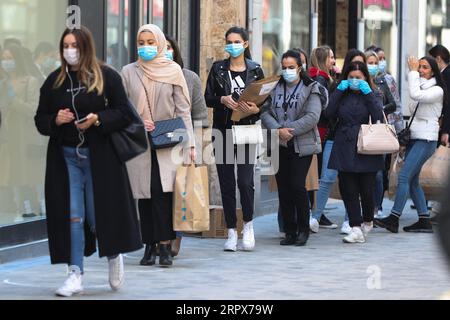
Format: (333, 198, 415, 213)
(138, 46, 158, 61)
(348, 78, 362, 91)
(368, 64, 379, 77)
(106, 56, 113, 65)
(1, 59, 16, 73)
(225, 43, 245, 58)
(379, 60, 387, 73)
(165, 50, 174, 61)
(282, 68, 299, 83)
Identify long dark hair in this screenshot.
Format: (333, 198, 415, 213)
(225, 27, 252, 60)
(420, 56, 448, 108)
(292, 47, 309, 70)
(165, 34, 184, 69)
(338, 61, 376, 91)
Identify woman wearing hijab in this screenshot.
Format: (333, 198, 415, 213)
(121, 24, 195, 267)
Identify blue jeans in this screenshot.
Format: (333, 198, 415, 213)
(312, 141, 339, 220)
(63, 147, 96, 273)
(374, 169, 384, 211)
(391, 140, 437, 217)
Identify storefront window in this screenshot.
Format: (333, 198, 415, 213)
(426, 0, 450, 52)
(0, 0, 67, 226)
(106, 0, 130, 71)
(262, 0, 310, 75)
(363, 0, 399, 79)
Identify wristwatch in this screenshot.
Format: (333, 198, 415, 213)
(94, 116, 101, 127)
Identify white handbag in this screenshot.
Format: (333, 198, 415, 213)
(357, 114, 400, 155)
(232, 124, 264, 145)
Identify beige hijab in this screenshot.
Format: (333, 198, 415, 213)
(136, 24, 190, 117)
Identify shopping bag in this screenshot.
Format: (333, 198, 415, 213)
(419, 146, 450, 200)
(267, 155, 319, 192)
(389, 147, 450, 201)
(173, 164, 210, 232)
(388, 153, 402, 200)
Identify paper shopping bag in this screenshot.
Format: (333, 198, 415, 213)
(173, 164, 210, 232)
(419, 146, 450, 200)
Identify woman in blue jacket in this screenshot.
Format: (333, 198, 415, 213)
(325, 61, 384, 244)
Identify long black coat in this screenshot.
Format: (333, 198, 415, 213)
(325, 89, 385, 173)
(34, 66, 142, 264)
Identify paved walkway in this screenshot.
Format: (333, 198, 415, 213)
(0, 199, 449, 300)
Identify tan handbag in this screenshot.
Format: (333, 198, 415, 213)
(357, 113, 399, 155)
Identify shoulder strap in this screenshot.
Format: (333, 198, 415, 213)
(407, 103, 420, 130)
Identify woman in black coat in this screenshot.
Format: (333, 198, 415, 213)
(325, 61, 384, 244)
(34, 26, 142, 297)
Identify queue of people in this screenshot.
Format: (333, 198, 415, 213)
(29, 23, 449, 297)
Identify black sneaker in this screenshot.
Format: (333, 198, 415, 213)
(319, 215, 338, 229)
(374, 214, 399, 233)
(280, 234, 297, 246)
(403, 218, 434, 233)
(295, 232, 309, 247)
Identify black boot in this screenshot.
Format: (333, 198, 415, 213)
(140, 244, 157, 266)
(295, 231, 309, 247)
(374, 214, 399, 233)
(403, 217, 434, 233)
(159, 244, 173, 267)
(280, 234, 297, 246)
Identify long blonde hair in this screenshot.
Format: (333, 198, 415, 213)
(311, 46, 333, 77)
(54, 26, 104, 95)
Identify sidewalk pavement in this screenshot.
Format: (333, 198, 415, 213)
(0, 199, 449, 300)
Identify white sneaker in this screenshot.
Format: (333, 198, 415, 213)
(224, 229, 238, 252)
(55, 269, 83, 297)
(242, 221, 255, 251)
(310, 217, 320, 233)
(362, 222, 374, 238)
(343, 227, 366, 244)
(374, 210, 384, 219)
(108, 254, 124, 291)
(340, 221, 352, 235)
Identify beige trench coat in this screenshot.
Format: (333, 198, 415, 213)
(121, 62, 194, 199)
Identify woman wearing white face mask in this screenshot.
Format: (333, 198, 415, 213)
(121, 24, 195, 267)
(375, 56, 446, 234)
(261, 50, 323, 247)
(35, 26, 142, 297)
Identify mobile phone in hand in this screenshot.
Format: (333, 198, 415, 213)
(231, 91, 240, 102)
(76, 116, 88, 124)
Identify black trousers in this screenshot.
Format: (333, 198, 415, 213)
(276, 145, 312, 235)
(339, 172, 376, 227)
(138, 150, 176, 244)
(215, 131, 256, 229)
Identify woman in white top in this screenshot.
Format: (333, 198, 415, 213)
(375, 56, 447, 234)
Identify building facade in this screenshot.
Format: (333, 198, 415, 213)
(0, 0, 448, 263)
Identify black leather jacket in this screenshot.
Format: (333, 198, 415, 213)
(205, 58, 265, 129)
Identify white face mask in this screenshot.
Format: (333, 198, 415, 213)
(63, 48, 80, 66)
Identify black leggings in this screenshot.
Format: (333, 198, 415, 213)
(339, 172, 376, 227)
(276, 145, 312, 235)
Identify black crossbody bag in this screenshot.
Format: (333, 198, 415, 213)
(136, 70, 186, 150)
(398, 103, 419, 147)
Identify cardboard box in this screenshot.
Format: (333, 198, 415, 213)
(184, 206, 243, 239)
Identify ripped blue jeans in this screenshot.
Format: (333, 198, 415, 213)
(63, 147, 96, 273)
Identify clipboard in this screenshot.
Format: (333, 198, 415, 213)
(231, 76, 281, 122)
